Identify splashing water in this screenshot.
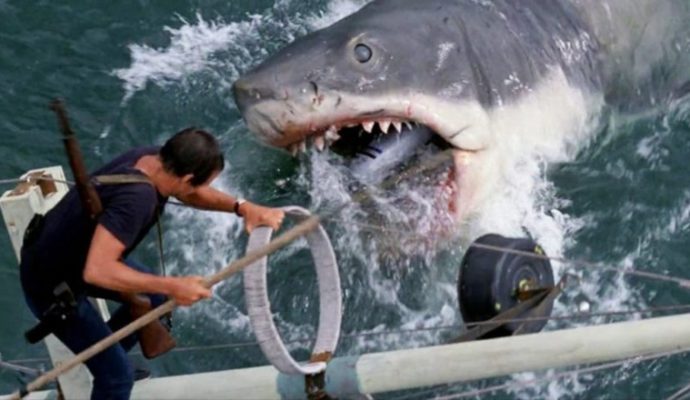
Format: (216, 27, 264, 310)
(107, 1, 690, 398)
(113, 3, 312, 103)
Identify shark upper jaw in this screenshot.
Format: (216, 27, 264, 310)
(237, 89, 492, 221)
(239, 90, 492, 157)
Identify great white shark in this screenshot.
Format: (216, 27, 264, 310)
(232, 0, 689, 220)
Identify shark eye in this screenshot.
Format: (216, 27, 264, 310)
(354, 44, 372, 63)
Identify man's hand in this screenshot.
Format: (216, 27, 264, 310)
(239, 202, 285, 233)
(166, 276, 212, 306)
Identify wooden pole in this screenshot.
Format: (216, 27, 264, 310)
(11, 216, 321, 399)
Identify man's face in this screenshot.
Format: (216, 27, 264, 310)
(175, 169, 222, 197)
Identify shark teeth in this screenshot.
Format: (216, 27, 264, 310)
(286, 119, 420, 157)
(392, 121, 402, 133)
(369, 119, 415, 134)
(314, 135, 325, 151)
(378, 120, 391, 134)
(362, 121, 375, 133)
(325, 125, 340, 142)
(289, 143, 299, 156)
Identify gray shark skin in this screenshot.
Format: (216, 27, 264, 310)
(232, 0, 689, 217)
(233, 0, 600, 149)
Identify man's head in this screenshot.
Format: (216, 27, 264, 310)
(160, 128, 225, 189)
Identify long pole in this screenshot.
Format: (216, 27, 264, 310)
(10, 216, 321, 399)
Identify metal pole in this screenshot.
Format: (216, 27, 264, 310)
(113, 312, 690, 399)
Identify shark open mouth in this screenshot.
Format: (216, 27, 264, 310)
(281, 118, 441, 153)
(274, 114, 461, 219)
(281, 116, 453, 184)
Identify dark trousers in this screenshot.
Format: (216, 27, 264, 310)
(21, 260, 165, 400)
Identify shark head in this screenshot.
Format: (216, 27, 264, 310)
(233, 0, 496, 148)
(233, 0, 601, 221)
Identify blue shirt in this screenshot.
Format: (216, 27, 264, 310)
(20, 146, 167, 298)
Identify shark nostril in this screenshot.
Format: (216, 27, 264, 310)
(232, 78, 278, 108)
(233, 78, 252, 94)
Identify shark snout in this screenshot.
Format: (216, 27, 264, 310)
(233, 73, 323, 113)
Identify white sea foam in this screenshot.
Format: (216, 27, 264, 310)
(113, 0, 370, 103)
(113, 1, 313, 104)
(306, 0, 369, 30)
(114, 13, 266, 101)
(461, 69, 602, 265)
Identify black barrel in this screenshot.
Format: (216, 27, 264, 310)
(458, 234, 555, 338)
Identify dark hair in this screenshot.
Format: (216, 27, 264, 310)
(160, 127, 225, 186)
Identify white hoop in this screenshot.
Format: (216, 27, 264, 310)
(243, 206, 342, 375)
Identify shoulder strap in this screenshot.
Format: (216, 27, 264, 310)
(93, 174, 153, 186)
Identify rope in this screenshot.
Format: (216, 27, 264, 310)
(667, 381, 690, 400)
(0, 174, 192, 207)
(430, 346, 690, 400)
(0, 178, 27, 186)
(10, 164, 688, 290)
(7, 303, 690, 366)
(35, 177, 74, 186)
(471, 242, 690, 289)
(344, 220, 690, 290)
(0, 176, 75, 187)
(0, 356, 42, 376)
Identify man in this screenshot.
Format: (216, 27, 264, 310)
(19, 128, 284, 399)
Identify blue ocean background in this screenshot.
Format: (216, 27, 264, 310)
(0, 1, 689, 398)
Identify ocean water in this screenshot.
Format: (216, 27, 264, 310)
(0, 1, 689, 399)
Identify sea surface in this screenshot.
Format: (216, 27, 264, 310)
(0, 1, 689, 399)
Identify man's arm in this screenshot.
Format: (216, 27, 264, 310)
(177, 186, 284, 233)
(84, 224, 211, 306)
